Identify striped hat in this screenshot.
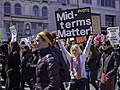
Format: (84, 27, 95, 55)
(38, 32, 53, 46)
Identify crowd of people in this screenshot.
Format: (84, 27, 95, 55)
(0, 31, 120, 90)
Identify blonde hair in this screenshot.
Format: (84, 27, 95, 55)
(70, 44, 82, 56)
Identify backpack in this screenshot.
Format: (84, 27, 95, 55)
(52, 46, 71, 82)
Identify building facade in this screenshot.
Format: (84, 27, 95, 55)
(0, 1, 2, 27)
(0, 0, 120, 41)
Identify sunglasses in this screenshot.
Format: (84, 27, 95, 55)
(35, 39, 40, 42)
(102, 44, 107, 46)
(72, 49, 77, 52)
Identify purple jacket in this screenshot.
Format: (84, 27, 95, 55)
(34, 47, 60, 90)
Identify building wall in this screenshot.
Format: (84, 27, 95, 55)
(79, 0, 120, 27)
(50, 0, 120, 32)
(48, 1, 77, 32)
(1, 0, 120, 40)
(0, 0, 2, 27)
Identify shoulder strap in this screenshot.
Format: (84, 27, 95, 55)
(70, 56, 74, 72)
(76, 55, 81, 79)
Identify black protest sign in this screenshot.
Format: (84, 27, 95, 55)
(55, 7, 92, 39)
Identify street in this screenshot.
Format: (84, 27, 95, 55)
(1, 79, 96, 90)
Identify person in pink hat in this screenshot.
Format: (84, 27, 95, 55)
(94, 36, 101, 46)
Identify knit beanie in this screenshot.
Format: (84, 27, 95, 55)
(39, 32, 53, 46)
(94, 36, 101, 41)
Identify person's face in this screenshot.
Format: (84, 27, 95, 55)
(35, 35, 45, 50)
(102, 42, 108, 51)
(94, 40, 99, 46)
(72, 48, 78, 56)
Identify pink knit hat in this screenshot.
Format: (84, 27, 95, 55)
(94, 36, 101, 41)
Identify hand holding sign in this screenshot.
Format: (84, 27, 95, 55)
(55, 7, 92, 39)
(9, 25, 17, 42)
(107, 27, 120, 45)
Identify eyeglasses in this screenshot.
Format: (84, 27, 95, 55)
(102, 44, 107, 46)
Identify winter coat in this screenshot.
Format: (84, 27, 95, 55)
(100, 48, 117, 76)
(51, 46, 70, 82)
(34, 47, 60, 90)
(5, 51, 21, 90)
(99, 48, 118, 90)
(115, 66, 120, 90)
(85, 45, 99, 72)
(21, 51, 33, 72)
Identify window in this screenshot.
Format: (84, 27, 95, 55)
(31, 22, 38, 34)
(112, 0, 115, 8)
(57, 0, 62, 3)
(13, 21, 24, 34)
(101, 0, 104, 6)
(97, 0, 101, 5)
(32, 23, 37, 30)
(43, 23, 48, 30)
(105, 15, 116, 27)
(4, 21, 11, 32)
(4, 2, 11, 14)
(67, 0, 70, 4)
(25, 4, 30, 15)
(15, 3, 21, 15)
(42, 6, 48, 18)
(57, 0, 66, 3)
(97, 0, 115, 8)
(33, 5, 39, 17)
(57, 0, 60, 3)
(82, 0, 92, 4)
(62, 0, 66, 3)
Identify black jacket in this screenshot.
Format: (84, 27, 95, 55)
(21, 51, 33, 71)
(100, 48, 118, 76)
(6, 50, 21, 89)
(86, 45, 100, 71)
(34, 47, 60, 90)
(51, 46, 70, 81)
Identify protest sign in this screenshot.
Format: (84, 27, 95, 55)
(21, 34, 37, 46)
(107, 27, 120, 45)
(55, 7, 93, 39)
(76, 36, 87, 43)
(10, 25, 17, 42)
(92, 15, 101, 34)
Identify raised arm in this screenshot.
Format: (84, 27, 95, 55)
(58, 40, 71, 62)
(82, 36, 93, 58)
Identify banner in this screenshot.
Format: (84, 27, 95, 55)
(0, 28, 8, 41)
(21, 34, 37, 46)
(107, 27, 120, 45)
(55, 7, 93, 39)
(9, 25, 17, 42)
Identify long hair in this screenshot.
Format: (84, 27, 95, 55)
(10, 41, 20, 52)
(70, 44, 82, 56)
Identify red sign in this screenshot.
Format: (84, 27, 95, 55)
(76, 36, 87, 43)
